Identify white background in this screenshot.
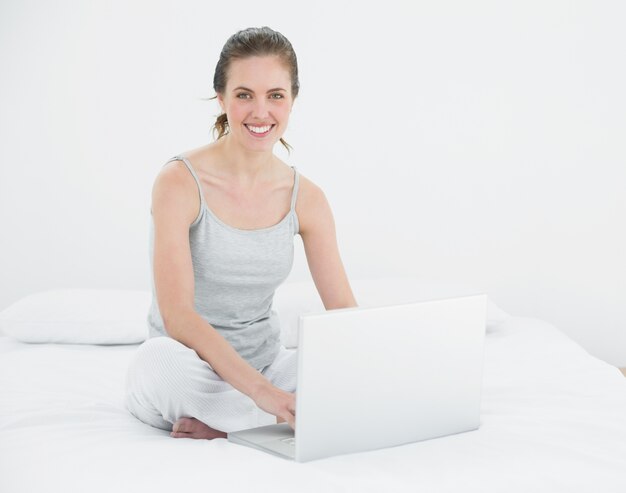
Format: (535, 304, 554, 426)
(1, 0, 624, 366)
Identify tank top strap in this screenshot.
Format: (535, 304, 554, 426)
(289, 166, 300, 212)
(163, 156, 297, 215)
(165, 155, 206, 210)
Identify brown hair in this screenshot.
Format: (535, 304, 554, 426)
(205, 26, 300, 154)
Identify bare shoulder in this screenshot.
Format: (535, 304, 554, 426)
(151, 159, 200, 227)
(296, 172, 325, 207)
(295, 172, 334, 236)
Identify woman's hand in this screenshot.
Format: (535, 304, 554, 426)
(252, 383, 296, 430)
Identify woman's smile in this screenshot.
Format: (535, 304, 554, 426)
(245, 123, 276, 138)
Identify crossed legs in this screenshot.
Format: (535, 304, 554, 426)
(124, 336, 297, 439)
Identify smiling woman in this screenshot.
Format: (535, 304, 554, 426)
(208, 28, 300, 154)
(124, 26, 357, 441)
(210, 55, 294, 154)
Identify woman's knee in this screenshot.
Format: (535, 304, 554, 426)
(136, 336, 192, 367)
(127, 337, 197, 392)
(138, 335, 187, 356)
(264, 347, 298, 392)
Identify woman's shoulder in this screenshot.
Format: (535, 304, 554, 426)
(293, 171, 333, 236)
(153, 157, 198, 196)
(262, 156, 322, 204)
(155, 143, 216, 189)
(295, 171, 323, 203)
(151, 157, 200, 227)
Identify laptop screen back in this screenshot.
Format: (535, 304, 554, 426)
(294, 294, 487, 462)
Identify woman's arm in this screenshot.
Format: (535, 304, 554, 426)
(163, 310, 293, 422)
(151, 163, 295, 427)
(297, 176, 358, 310)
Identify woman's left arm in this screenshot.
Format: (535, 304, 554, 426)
(297, 176, 358, 310)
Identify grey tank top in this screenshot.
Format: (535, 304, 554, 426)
(146, 155, 300, 371)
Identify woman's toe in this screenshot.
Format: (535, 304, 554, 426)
(172, 417, 193, 434)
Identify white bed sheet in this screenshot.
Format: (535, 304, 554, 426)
(1, 316, 626, 493)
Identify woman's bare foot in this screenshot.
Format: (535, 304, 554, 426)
(170, 417, 227, 439)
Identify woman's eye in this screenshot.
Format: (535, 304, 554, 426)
(236, 93, 283, 100)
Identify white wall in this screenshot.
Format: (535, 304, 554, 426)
(1, 0, 624, 366)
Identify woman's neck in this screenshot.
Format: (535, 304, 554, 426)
(211, 134, 279, 186)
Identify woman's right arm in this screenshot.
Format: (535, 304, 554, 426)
(150, 163, 296, 428)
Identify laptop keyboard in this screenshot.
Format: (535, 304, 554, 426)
(280, 437, 296, 446)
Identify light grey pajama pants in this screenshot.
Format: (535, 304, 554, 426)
(124, 336, 298, 433)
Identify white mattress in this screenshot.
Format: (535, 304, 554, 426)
(1, 316, 626, 493)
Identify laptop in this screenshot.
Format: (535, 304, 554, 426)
(227, 294, 487, 462)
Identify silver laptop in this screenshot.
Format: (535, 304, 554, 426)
(228, 294, 487, 462)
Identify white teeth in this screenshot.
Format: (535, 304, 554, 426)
(246, 124, 272, 134)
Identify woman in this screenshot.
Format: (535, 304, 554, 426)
(125, 26, 357, 440)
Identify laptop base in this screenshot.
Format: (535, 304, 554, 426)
(227, 422, 295, 460)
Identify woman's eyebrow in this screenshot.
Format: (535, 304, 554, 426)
(232, 86, 287, 93)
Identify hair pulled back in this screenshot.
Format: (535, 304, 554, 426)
(207, 26, 299, 154)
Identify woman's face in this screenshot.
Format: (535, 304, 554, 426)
(218, 55, 294, 152)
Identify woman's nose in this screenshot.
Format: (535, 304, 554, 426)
(252, 98, 270, 118)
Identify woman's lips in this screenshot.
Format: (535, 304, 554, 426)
(245, 124, 275, 138)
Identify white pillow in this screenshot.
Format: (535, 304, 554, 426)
(274, 278, 511, 348)
(0, 289, 150, 344)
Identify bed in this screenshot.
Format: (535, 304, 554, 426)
(1, 278, 625, 493)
